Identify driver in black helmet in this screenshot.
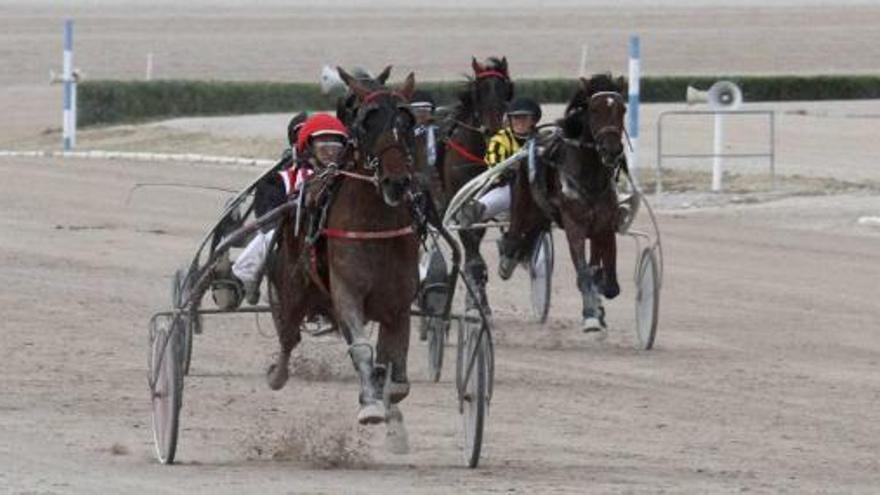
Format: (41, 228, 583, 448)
(458, 96, 542, 227)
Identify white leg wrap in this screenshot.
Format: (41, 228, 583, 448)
(478, 185, 511, 221)
(232, 229, 274, 284)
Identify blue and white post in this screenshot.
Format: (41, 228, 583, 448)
(626, 35, 640, 188)
(62, 20, 76, 151)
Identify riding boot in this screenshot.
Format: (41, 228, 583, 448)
(349, 343, 385, 424)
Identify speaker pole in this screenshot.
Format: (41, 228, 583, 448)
(712, 113, 724, 192)
(626, 35, 641, 187)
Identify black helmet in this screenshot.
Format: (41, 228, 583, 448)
(507, 97, 542, 122)
(409, 90, 436, 111)
(287, 111, 310, 147)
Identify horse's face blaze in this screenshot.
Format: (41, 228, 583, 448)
(357, 95, 416, 206)
(587, 94, 626, 164)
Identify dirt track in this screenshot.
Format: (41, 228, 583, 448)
(4, 0, 880, 492)
(2, 155, 879, 493)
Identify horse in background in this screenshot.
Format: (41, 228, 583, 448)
(440, 56, 514, 309)
(508, 73, 628, 332)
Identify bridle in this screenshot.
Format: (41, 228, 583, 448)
(561, 90, 629, 170)
(452, 69, 514, 138)
(350, 90, 416, 177)
(445, 69, 514, 163)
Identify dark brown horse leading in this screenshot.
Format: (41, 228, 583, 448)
(440, 56, 514, 309)
(267, 68, 419, 425)
(508, 73, 628, 332)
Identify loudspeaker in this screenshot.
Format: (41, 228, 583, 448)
(686, 81, 743, 110)
(319, 65, 346, 95)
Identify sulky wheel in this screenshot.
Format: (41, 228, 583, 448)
(149, 315, 184, 464)
(528, 230, 554, 324)
(634, 247, 660, 350)
(425, 317, 448, 383)
(171, 268, 198, 375)
(460, 313, 490, 468)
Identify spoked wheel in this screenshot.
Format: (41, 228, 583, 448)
(149, 315, 184, 464)
(528, 230, 554, 324)
(171, 268, 197, 375)
(634, 247, 660, 350)
(458, 311, 490, 468)
(420, 244, 450, 382)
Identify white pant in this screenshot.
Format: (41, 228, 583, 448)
(477, 185, 511, 221)
(232, 229, 274, 284)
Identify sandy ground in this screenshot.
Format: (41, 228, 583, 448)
(3, 1, 880, 493)
(2, 154, 880, 494)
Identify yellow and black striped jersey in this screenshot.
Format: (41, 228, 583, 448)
(484, 127, 527, 167)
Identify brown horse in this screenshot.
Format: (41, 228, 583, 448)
(440, 56, 514, 309)
(508, 73, 627, 332)
(267, 67, 419, 425)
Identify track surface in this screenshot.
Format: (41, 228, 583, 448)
(2, 156, 879, 493)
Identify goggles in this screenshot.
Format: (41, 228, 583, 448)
(312, 140, 345, 164)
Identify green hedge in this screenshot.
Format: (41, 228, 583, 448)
(78, 75, 880, 127)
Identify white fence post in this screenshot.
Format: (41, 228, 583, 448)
(626, 35, 641, 187)
(62, 20, 76, 151)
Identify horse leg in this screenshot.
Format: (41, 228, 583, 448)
(562, 221, 605, 333)
(266, 304, 305, 390)
(376, 309, 411, 404)
(596, 230, 620, 299)
(376, 309, 411, 454)
(266, 257, 306, 390)
(333, 282, 385, 425)
(461, 228, 489, 312)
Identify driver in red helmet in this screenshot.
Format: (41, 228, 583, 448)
(230, 114, 349, 305)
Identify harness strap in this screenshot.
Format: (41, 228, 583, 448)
(363, 90, 404, 104)
(446, 139, 487, 166)
(476, 70, 508, 81)
(307, 246, 332, 298)
(323, 225, 414, 240)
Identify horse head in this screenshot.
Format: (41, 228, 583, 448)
(337, 65, 417, 207)
(465, 56, 514, 135)
(555, 74, 628, 199)
(575, 74, 628, 167)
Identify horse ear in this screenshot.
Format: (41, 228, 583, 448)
(500, 56, 508, 74)
(399, 72, 416, 100)
(472, 56, 483, 74)
(376, 65, 393, 85)
(579, 76, 591, 93)
(617, 75, 628, 95)
(337, 66, 370, 99)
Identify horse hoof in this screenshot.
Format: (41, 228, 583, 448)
(603, 281, 620, 299)
(266, 363, 289, 391)
(384, 406, 409, 454)
(582, 317, 607, 335)
(358, 402, 386, 425)
(388, 381, 411, 404)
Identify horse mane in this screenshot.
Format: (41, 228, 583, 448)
(561, 73, 625, 138)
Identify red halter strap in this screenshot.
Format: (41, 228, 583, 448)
(476, 70, 509, 81)
(323, 225, 415, 240)
(363, 90, 403, 104)
(446, 138, 487, 166)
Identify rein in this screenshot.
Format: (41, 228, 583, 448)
(323, 225, 414, 240)
(445, 138, 487, 165)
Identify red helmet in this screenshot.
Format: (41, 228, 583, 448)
(296, 114, 349, 154)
